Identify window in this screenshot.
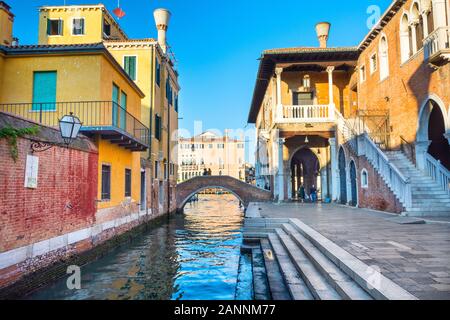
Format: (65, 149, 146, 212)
(217, 144, 224, 149)
(155, 114, 162, 141)
(302, 75, 311, 89)
(379, 36, 389, 80)
(72, 18, 85, 35)
(370, 53, 377, 74)
(174, 94, 179, 112)
(47, 19, 63, 36)
(209, 144, 213, 149)
(124, 56, 137, 81)
(166, 77, 173, 105)
(359, 65, 366, 82)
(125, 169, 132, 197)
(237, 144, 244, 149)
(400, 14, 412, 63)
(103, 20, 111, 37)
(101, 165, 111, 200)
(32, 71, 57, 111)
(293, 92, 313, 106)
(164, 162, 168, 180)
(361, 169, 369, 188)
(154, 161, 159, 179)
(155, 59, 161, 86)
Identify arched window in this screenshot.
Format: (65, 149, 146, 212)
(361, 169, 369, 188)
(379, 36, 389, 80)
(400, 13, 411, 63)
(411, 3, 423, 51)
(421, 0, 434, 35)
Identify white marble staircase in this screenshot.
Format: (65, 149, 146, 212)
(385, 151, 450, 216)
(244, 218, 417, 300)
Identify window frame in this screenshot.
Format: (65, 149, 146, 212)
(359, 64, 366, 83)
(47, 18, 63, 36)
(101, 164, 112, 201)
(155, 114, 162, 141)
(361, 169, 369, 189)
(125, 168, 132, 197)
(369, 53, 378, 74)
(123, 55, 138, 81)
(71, 17, 85, 36)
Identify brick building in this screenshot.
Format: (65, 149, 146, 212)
(250, 0, 449, 215)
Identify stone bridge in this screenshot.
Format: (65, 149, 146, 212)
(176, 176, 272, 212)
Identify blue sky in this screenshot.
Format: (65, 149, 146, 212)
(8, 0, 392, 162)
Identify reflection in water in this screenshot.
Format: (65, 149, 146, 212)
(27, 194, 248, 300)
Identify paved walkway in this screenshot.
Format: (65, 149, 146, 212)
(256, 202, 450, 300)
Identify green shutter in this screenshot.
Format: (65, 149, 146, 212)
(58, 20, 63, 35)
(47, 19, 51, 35)
(124, 56, 136, 81)
(32, 71, 57, 111)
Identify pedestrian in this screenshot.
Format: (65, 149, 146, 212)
(298, 184, 306, 202)
(310, 185, 317, 203)
(208, 168, 212, 176)
(203, 169, 208, 176)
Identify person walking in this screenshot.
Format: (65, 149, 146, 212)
(208, 168, 212, 176)
(203, 169, 208, 176)
(298, 184, 306, 203)
(310, 185, 318, 203)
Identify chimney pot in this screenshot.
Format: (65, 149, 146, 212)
(315, 22, 331, 48)
(153, 8, 171, 53)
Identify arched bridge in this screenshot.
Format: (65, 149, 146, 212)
(176, 176, 272, 212)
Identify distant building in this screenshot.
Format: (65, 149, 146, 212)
(178, 132, 246, 182)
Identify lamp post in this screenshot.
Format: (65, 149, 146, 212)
(31, 113, 82, 153)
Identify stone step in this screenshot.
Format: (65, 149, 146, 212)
(411, 194, 450, 199)
(403, 211, 450, 217)
(259, 239, 292, 300)
(407, 207, 450, 212)
(282, 224, 373, 300)
(287, 219, 417, 300)
(275, 228, 342, 300)
(267, 233, 314, 300)
(243, 232, 270, 239)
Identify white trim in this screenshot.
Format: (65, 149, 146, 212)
(0, 210, 151, 270)
(122, 55, 138, 82)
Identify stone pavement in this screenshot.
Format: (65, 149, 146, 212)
(256, 202, 450, 300)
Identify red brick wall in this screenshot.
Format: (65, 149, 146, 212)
(346, 145, 404, 213)
(356, 0, 450, 147)
(0, 137, 98, 252)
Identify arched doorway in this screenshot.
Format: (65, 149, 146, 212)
(290, 148, 320, 200)
(428, 102, 450, 170)
(338, 148, 347, 204)
(417, 98, 450, 170)
(349, 161, 358, 207)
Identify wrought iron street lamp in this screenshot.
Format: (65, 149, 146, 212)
(31, 112, 82, 153)
(59, 113, 82, 146)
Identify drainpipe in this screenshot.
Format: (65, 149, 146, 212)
(167, 61, 171, 215)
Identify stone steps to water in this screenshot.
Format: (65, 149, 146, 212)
(281, 224, 373, 300)
(245, 218, 418, 300)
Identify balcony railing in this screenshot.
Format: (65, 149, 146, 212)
(424, 26, 450, 63)
(275, 104, 334, 124)
(0, 101, 149, 151)
(425, 153, 450, 195)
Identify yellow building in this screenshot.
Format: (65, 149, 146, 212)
(178, 132, 246, 182)
(0, 1, 13, 46)
(35, 4, 181, 214)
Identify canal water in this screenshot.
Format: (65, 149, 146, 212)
(27, 194, 253, 300)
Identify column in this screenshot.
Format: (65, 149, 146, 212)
(328, 138, 338, 201)
(327, 66, 335, 119)
(410, 20, 418, 54)
(415, 140, 431, 171)
(277, 138, 286, 202)
(275, 67, 283, 121)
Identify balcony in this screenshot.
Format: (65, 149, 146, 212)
(0, 101, 149, 151)
(275, 104, 335, 124)
(424, 26, 450, 67)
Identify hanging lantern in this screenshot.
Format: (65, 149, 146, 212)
(305, 136, 309, 144)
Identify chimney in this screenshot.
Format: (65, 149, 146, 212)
(153, 8, 171, 53)
(315, 22, 331, 48)
(0, 1, 14, 46)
